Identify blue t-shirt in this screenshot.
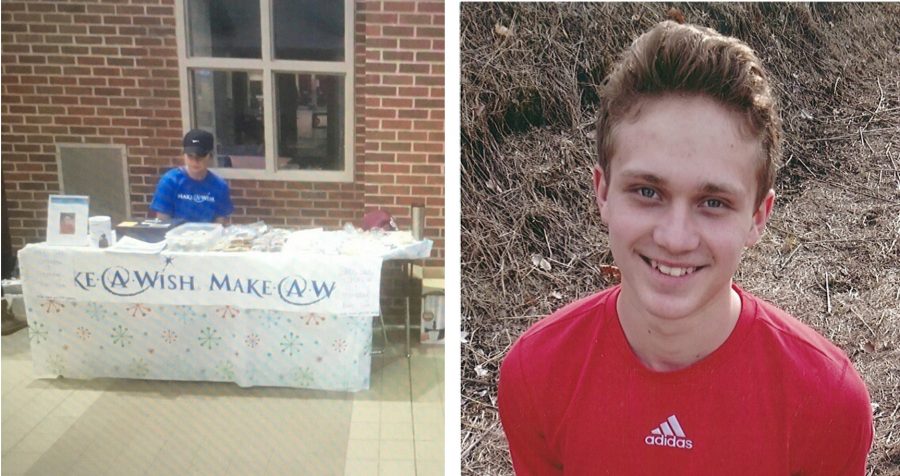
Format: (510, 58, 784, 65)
(150, 167, 234, 222)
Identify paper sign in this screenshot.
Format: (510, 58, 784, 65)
(47, 195, 90, 246)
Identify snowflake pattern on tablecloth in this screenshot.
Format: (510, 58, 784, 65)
(217, 305, 239, 319)
(280, 332, 302, 356)
(198, 327, 222, 350)
(244, 333, 260, 348)
(84, 302, 109, 323)
(41, 298, 65, 313)
(126, 303, 151, 318)
(255, 311, 282, 329)
(29, 321, 49, 344)
(303, 313, 326, 326)
(173, 306, 202, 325)
(48, 353, 65, 375)
(216, 361, 236, 380)
(161, 329, 177, 344)
(290, 366, 315, 387)
(75, 327, 91, 340)
(333, 338, 348, 353)
(111, 325, 133, 348)
(346, 315, 371, 338)
(244, 363, 259, 385)
(128, 358, 149, 378)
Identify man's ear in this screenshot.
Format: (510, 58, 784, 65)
(746, 189, 775, 247)
(593, 166, 610, 224)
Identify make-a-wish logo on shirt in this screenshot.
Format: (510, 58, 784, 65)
(177, 193, 216, 204)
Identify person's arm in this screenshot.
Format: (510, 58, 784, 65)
(149, 172, 176, 219)
(498, 342, 562, 475)
(213, 180, 234, 225)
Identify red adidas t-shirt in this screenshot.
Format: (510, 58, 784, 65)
(498, 285, 873, 475)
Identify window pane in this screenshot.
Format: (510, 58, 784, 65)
(191, 69, 265, 170)
(275, 73, 344, 171)
(273, 0, 344, 61)
(187, 0, 261, 59)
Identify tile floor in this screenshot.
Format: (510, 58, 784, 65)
(1, 327, 444, 475)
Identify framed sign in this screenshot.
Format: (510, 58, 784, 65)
(47, 195, 90, 246)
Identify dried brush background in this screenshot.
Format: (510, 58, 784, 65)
(460, 3, 900, 475)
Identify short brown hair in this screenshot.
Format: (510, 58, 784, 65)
(596, 21, 781, 206)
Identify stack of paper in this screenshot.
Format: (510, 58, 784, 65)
(107, 236, 167, 254)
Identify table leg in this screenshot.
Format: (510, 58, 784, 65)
(372, 313, 389, 355)
(405, 295, 411, 359)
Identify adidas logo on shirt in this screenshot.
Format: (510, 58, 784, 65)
(644, 415, 693, 449)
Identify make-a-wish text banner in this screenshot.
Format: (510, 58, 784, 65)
(19, 244, 383, 316)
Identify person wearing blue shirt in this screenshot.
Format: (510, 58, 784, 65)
(150, 129, 234, 224)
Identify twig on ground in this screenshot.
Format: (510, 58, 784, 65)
(851, 308, 876, 336)
(498, 314, 545, 320)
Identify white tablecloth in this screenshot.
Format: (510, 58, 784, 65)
(18, 240, 432, 391)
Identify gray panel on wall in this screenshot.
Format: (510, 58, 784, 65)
(57, 144, 131, 225)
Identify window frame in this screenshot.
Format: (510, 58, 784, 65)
(174, 0, 355, 182)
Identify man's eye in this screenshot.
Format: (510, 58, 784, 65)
(704, 199, 723, 208)
(638, 187, 656, 198)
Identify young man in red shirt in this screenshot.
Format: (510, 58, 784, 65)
(498, 21, 873, 475)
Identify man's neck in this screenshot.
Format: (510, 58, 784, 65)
(616, 284, 741, 372)
(184, 167, 208, 181)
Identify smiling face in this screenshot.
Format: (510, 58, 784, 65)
(594, 93, 775, 323)
(183, 152, 212, 180)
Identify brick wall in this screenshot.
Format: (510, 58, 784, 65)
(1, 0, 445, 269)
(359, 0, 445, 320)
(2, 1, 184, 247)
(361, 0, 445, 261)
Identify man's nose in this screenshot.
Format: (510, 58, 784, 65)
(652, 205, 700, 254)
